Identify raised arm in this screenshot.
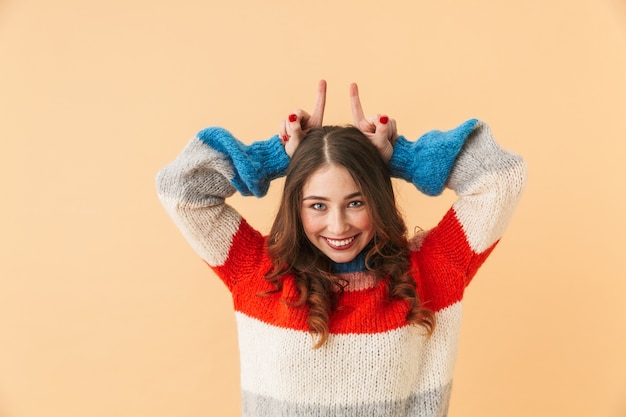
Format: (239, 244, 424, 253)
(445, 121, 527, 260)
(397, 120, 527, 285)
(156, 128, 289, 276)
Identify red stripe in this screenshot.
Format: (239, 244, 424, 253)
(212, 218, 271, 291)
(232, 273, 415, 334)
(211, 209, 496, 335)
(413, 208, 498, 311)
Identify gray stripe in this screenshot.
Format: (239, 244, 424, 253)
(156, 138, 242, 266)
(241, 383, 451, 417)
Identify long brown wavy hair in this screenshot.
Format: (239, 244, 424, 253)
(266, 126, 435, 348)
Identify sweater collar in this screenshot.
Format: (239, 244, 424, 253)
(330, 249, 369, 274)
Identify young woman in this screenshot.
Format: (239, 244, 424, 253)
(156, 81, 527, 417)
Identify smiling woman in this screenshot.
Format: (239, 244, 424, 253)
(156, 81, 527, 417)
(300, 164, 375, 264)
(265, 124, 433, 352)
(279, 125, 393, 267)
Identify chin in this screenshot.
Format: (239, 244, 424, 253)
(323, 249, 362, 264)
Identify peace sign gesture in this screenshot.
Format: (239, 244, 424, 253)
(280, 80, 327, 157)
(349, 82, 397, 163)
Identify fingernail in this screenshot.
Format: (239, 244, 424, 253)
(282, 135, 289, 142)
(379, 116, 389, 124)
(289, 114, 297, 123)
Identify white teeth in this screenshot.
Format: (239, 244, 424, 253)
(326, 237, 355, 247)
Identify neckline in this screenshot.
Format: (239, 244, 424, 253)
(331, 249, 369, 274)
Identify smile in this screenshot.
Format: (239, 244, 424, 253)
(324, 235, 357, 249)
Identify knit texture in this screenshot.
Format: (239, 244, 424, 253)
(156, 120, 527, 417)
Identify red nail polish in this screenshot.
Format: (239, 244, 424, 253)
(283, 135, 289, 142)
(379, 116, 389, 124)
(289, 114, 297, 123)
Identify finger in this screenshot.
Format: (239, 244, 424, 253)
(287, 110, 306, 136)
(372, 115, 389, 140)
(294, 108, 318, 134)
(366, 114, 379, 126)
(310, 79, 327, 126)
(296, 108, 311, 124)
(349, 82, 366, 125)
(376, 115, 396, 139)
(279, 119, 287, 141)
(357, 113, 377, 133)
(389, 118, 398, 143)
(285, 112, 306, 157)
(372, 115, 394, 162)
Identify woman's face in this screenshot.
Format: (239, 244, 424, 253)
(300, 164, 375, 263)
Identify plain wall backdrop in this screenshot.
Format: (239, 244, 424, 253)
(1, 0, 625, 416)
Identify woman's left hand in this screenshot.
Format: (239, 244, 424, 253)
(280, 80, 327, 157)
(349, 82, 397, 163)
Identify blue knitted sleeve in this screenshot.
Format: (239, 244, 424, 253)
(196, 127, 290, 197)
(388, 119, 479, 196)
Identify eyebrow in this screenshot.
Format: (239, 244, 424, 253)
(302, 192, 363, 201)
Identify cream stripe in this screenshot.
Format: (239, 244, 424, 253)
(451, 168, 524, 253)
(163, 199, 242, 266)
(236, 302, 462, 405)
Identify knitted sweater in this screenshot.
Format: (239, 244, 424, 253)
(156, 119, 527, 417)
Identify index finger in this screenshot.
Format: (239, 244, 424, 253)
(349, 82, 366, 124)
(310, 79, 327, 125)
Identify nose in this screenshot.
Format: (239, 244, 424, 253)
(327, 208, 349, 235)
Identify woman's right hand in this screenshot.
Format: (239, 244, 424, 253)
(280, 79, 327, 158)
(349, 82, 397, 163)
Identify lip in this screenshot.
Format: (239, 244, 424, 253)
(323, 234, 360, 251)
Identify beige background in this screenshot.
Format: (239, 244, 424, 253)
(1, 0, 625, 416)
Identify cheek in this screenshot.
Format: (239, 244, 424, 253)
(299, 210, 318, 236)
(353, 211, 374, 232)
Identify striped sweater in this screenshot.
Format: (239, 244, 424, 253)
(156, 119, 527, 417)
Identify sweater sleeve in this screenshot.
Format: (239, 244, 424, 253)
(388, 119, 479, 196)
(156, 127, 289, 277)
(402, 120, 527, 286)
(444, 121, 527, 264)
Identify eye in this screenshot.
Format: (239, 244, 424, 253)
(311, 202, 326, 210)
(348, 200, 364, 208)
